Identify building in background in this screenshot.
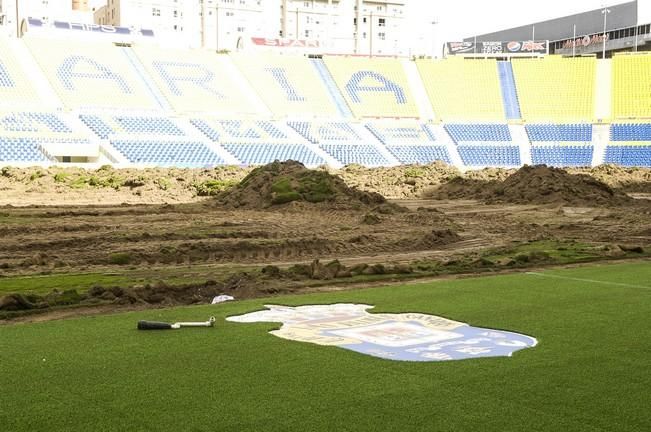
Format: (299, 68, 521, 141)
(463, 1, 651, 58)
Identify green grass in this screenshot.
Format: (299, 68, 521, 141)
(1, 261, 650, 431)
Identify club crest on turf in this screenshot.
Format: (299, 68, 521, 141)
(227, 304, 537, 362)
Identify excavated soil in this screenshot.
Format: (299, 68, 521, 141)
(1, 162, 650, 321)
(428, 165, 635, 206)
(213, 160, 392, 210)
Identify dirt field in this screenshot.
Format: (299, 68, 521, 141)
(1, 162, 650, 320)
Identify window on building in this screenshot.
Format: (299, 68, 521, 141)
(152, 8, 160, 16)
(304, 2, 310, 7)
(378, 32, 385, 40)
(173, 10, 178, 17)
(378, 18, 385, 27)
(363, 17, 366, 23)
(305, 29, 310, 37)
(237, 26, 245, 32)
(362, 32, 366, 39)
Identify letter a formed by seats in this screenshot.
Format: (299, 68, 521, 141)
(58, 56, 131, 93)
(345, 71, 407, 104)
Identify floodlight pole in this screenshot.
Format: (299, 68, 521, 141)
(602, 7, 611, 59)
(572, 24, 576, 57)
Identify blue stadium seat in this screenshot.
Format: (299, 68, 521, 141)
(444, 124, 511, 143)
(526, 124, 592, 142)
(531, 146, 593, 167)
(604, 146, 651, 167)
(110, 139, 223, 168)
(221, 143, 324, 167)
(0, 137, 49, 162)
(457, 145, 520, 167)
(386, 145, 451, 165)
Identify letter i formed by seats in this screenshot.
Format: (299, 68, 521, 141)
(265, 67, 305, 102)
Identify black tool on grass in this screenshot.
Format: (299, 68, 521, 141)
(137, 316, 216, 330)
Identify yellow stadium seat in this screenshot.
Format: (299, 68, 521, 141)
(25, 37, 158, 110)
(231, 53, 338, 117)
(323, 56, 419, 118)
(133, 46, 258, 115)
(416, 57, 505, 121)
(612, 53, 651, 119)
(511, 55, 595, 122)
(0, 38, 43, 109)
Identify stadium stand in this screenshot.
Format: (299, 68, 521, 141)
(0, 111, 93, 163)
(0, 38, 43, 109)
(132, 46, 259, 114)
(191, 117, 325, 167)
(24, 38, 159, 110)
(231, 53, 339, 117)
(604, 123, 651, 167)
(323, 56, 419, 118)
(366, 121, 451, 164)
(612, 54, 651, 119)
(512, 56, 595, 122)
(289, 120, 391, 166)
(445, 123, 519, 167)
(80, 113, 186, 139)
(417, 57, 506, 121)
(110, 139, 223, 167)
(526, 123, 593, 167)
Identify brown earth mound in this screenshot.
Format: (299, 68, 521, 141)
(429, 165, 634, 206)
(214, 160, 393, 210)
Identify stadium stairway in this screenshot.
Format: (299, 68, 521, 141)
(497, 62, 522, 120)
(174, 117, 241, 165)
(280, 121, 342, 168)
(402, 60, 436, 120)
(508, 124, 532, 165)
(353, 123, 401, 166)
(592, 124, 610, 166)
(430, 124, 465, 169)
(121, 47, 170, 111)
(595, 59, 612, 121)
(311, 58, 353, 118)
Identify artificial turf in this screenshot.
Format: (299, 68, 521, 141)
(1, 261, 649, 431)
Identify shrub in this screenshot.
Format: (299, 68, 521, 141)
(108, 252, 132, 265)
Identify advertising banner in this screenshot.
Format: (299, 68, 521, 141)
(447, 40, 548, 55)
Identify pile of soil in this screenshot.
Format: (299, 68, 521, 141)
(430, 165, 634, 206)
(214, 160, 393, 210)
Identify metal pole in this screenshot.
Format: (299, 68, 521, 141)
(369, 11, 372, 56)
(532, 24, 535, 41)
(602, 7, 610, 59)
(15, 0, 19, 38)
(572, 24, 576, 57)
(296, 9, 298, 39)
(216, 5, 219, 50)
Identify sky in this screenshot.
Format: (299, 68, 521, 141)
(406, 0, 637, 55)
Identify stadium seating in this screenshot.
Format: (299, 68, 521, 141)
(605, 123, 651, 167)
(322, 56, 419, 118)
(191, 117, 323, 167)
(132, 46, 259, 114)
(366, 121, 450, 164)
(110, 139, 223, 167)
(526, 123, 593, 166)
(231, 53, 339, 117)
(80, 113, 186, 139)
(444, 124, 518, 167)
(512, 56, 595, 122)
(0, 137, 49, 162)
(612, 54, 651, 119)
(444, 124, 511, 143)
(417, 58, 506, 121)
(289, 120, 390, 166)
(25, 38, 158, 110)
(221, 143, 325, 167)
(0, 38, 43, 109)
